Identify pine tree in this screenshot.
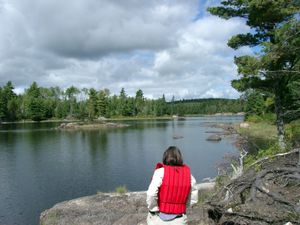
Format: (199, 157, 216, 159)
(208, 0, 300, 148)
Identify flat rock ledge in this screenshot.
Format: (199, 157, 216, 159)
(40, 183, 216, 225)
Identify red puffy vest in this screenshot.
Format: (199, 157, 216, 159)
(156, 163, 191, 214)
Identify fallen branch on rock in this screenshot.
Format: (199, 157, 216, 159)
(206, 150, 300, 225)
(248, 149, 300, 168)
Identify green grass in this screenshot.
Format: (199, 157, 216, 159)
(237, 121, 278, 152)
(246, 113, 276, 123)
(238, 119, 300, 168)
(239, 117, 300, 147)
(115, 185, 128, 194)
(238, 122, 277, 141)
(243, 142, 288, 168)
(241, 125, 284, 167)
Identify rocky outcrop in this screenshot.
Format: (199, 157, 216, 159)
(40, 192, 148, 225)
(40, 183, 216, 225)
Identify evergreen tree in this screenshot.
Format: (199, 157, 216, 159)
(7, 97, 21, 121)
(108, 95, 119, 117)
(65, 86, 80, 117)
(208, 0, 300, 148)
(244, 90, 265, 116)
(170, 96, 176, 115)
(28, 98, 45, 121)
(88, 88, 98, 120)
(0, 88, 5, 121)
(0, 81, 17, 121)
(155, 94, 168, 116)
(119, 88, 131, 116)
(55, 101, 69, 119)
(135, 89, 145, 116)
(97, 89, 109, 118)
(24, 82, 45, 121)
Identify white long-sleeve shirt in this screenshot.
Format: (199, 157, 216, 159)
(146, 167, 198, 212)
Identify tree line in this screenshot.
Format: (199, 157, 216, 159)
(0, 81, 244, 122)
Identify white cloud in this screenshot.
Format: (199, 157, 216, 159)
(8, 0, 198, 58)
(146, 16, 252, 99)
(0, 0, 252, 99)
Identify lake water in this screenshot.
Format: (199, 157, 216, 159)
(0, 116, 243, 225)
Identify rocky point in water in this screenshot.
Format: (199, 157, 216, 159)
(40, 183, 216, 225)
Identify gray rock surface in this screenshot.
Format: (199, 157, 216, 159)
(40, 192, 148, 225)
(40, 183, 216, 225)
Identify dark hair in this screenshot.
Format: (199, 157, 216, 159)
(162, 146, 183, 166)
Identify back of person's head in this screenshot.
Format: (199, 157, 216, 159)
(162, 146, 183, 166)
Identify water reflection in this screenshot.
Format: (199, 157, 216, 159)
(81, 130, 108, 159)
(0, 116, 243, 225)
(0, 131, 17, 152)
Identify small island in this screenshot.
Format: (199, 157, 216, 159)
(57, 122, 129, 130)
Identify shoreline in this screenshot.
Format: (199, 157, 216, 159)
(39, 121, 239, 225)
(0, 113, 245, 124)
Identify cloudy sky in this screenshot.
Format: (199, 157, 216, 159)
(0, 0, 252, 100)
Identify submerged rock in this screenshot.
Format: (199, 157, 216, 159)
(206, 135, 222, 142)
(173, 135, 184, 139)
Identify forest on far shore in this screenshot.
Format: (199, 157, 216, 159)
(0, 81, 244, 122)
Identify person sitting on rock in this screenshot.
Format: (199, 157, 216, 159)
(146, 146, 198, 225)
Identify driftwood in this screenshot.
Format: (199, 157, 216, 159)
(247, 148, 300, 169)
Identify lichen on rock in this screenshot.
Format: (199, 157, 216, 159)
(40, 185, 216, 225)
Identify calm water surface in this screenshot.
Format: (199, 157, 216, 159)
(0, 116, 243, 225)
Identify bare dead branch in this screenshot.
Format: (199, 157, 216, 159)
(247, 149, 300, 169)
